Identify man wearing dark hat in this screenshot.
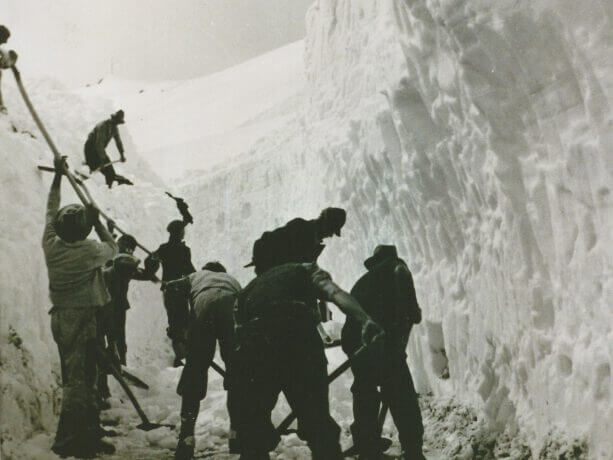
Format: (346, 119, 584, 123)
(245, 207, 347, 339)
(150, 220, 196, 366)
(164, 261, 242, 460)
(0, 25, 18, 113)
(341, 245, 424, 460)
(83, 110, 133, 188)
(42, 158, 118, 458)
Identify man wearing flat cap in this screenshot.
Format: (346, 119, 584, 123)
(245, 207, 347, 276)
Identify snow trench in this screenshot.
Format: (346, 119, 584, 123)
(1, 0, 611, 458)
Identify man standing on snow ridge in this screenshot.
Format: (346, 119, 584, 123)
(0, 25, 18, 113)
(150, 219, 197, 367)
(164, 261, 242, 460)
(341, 245, 425, 460)
(42, 157, 118, 458)
(83, 110, 133, 188)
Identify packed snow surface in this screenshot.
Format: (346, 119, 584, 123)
(1, 0, 612, 459)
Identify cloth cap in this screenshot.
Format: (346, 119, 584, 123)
(167, 219, 186, 235)
(54, 204, 92, 242)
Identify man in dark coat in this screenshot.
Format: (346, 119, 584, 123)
(245, 207, 346, 275)
(245, 207, 346, 341)
(152, 220, 196, 366)
(232, 262, 383, 460)
(341, 245, 424, 460)
(84, 110, 132, 188)
(103, 234, 156, 364)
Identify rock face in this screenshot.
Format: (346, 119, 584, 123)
(182, 0, 612, 456)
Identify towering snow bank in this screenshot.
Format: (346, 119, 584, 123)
(0, 76, 179, 458)
(181, 0, 612, 456)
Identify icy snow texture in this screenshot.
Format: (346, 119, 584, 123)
(179, 0, 612, 456)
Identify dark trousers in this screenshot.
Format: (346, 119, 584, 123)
(232, 321, 342, 460)
(51, 309, 100, 451)
(163, 290, 190, 361)
(111, 308, 127, 364)
(350, 351, 424, 457)
(96, 304, 113, 400)
(84, 141, 121, 187)
(177, 288, 237, 442)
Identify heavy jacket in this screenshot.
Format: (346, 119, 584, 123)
(84, 119, 124, 167)
(341, 246, 421, 355)
(248, 218, 324, 274)
(42, 188, 116, 309)
(235, 263, 327, 330)
(155, 240, 196, 282)
(103, 253, 151, 311)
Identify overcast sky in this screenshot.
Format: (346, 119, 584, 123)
(3, 0, 313, 86)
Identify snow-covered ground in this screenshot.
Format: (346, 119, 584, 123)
(1, 0, 611, 459)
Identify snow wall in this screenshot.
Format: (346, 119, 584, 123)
(0, 78, 183, 457)
(181, 0, 612, 457)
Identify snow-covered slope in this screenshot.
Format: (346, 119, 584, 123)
(178, 0, 612, 457)
(79, 41, 306, 180)
(0, 76, 183, 458)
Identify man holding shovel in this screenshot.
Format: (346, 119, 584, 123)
(342, 245, 425, 459)
(232, 261, 382, 459)
(83, 109, 133, 188)
(42, 157, 118, 458)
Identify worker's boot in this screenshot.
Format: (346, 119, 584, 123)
(175, 436, 195, 460)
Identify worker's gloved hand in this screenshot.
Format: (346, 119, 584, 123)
(106, 219, 116, 234)
(120, 155, 126, 163)
(8, 50, 18, 65)
(53, 156, 67, 174)
(360, 318, 383, 347)
(144, 254, 160, 275)
(84, 204, 100, 225)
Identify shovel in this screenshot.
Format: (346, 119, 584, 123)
(97, 346, 174, 431)
(275, 332, 384, 436)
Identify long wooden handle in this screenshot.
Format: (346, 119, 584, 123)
(97, 346, 151, 425)
(275, 332, 385, 434)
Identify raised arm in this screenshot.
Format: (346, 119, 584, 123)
(42, 160, 63, 249)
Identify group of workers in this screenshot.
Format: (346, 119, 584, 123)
(41, 144, 426, 459)
(0, 17, 427, 456)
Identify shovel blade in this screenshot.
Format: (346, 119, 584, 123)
(137, 422, 175, 431)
